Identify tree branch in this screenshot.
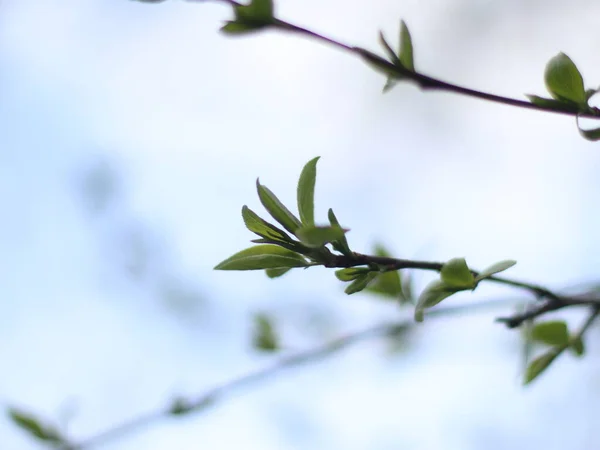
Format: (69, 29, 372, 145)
(323, 251, 600, 328)
(201, 0, 600, 120)
(59, 298, 513, 449)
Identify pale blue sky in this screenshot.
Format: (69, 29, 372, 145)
(3, 1, 600, 449)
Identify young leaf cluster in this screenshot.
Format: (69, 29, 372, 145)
(414, 258, 516, 322)
(527, 53, 600, 140)
(214, 157, 351, 274)
(523, 319, 586, 384)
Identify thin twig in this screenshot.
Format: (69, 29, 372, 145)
(201, 0, 600, 119)
(61, 298, 513, 449)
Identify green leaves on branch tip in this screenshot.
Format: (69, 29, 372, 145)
(544, 52, 586, 105)
(214, 245, 309, 270)
(253, 313, 279, 352)
(8, 408, 65, 445)
(475, 259, 517, 281)
(414, 258, 484, 322)
(297, 157, 319, 226)
(530, 320, 569, 347)
(221, 0, 275, 35)
(296, 225, 348, 248)
(440, 258, 475, 288)
(379, 20, 415, 93)
(328, 208, 352, 255)
(524, 347, 562, 385)
(256, 179, 302, 234)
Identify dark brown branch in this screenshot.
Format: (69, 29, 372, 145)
(202, 0, 600, 120)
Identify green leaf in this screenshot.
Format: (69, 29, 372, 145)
(525, 94, 581, 112)
(440, 258, 475, 289)
(221, 21, 266, 34)
(214, 245, 309, 270)
(365, 270, 403, 300)
(236, 0, 274, 22)
(544, 52, 586, 105)
(252, 313, 279, 352)
(335, 267, 371, 281)
(345, 272, 378, 294)
(297, 157, 320, 226)
(414, 279, 457, 322)
(256, 179, 302, 234)
(265, 267, 291, 278)
(569, 335, 585, 357)
(576, 116, 600, 141)
(296, 225, 347, 248)
(327, 209, 352, 255)
(398, 20, 414, 71)
(355, 48, 399, 78)
(530, 320, 570, 347)
(8, 408, 65, 444)
(242, 206, 294, 243)
(524, 347, 562, 385)
(476, 260, 517, 281)
(378, 31, 401, 65)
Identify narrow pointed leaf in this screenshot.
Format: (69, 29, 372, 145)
(327, 208, 352, 255)
(335, 267, 371, 282)
(440, 258, 475, 288)
(524, 347, 562, 385)
(297, 157, 320, 226)
(265, 267, 291, 278)
(399, 20, 414, 71)
(215, 245, 309, 270)
(221, 21, 266, 34)
(414, 279, 456, 322)
(242, 206, 293, 243)
(476, 260, 517, 280)
(526, 94, 580, 111)
(296, 225, 347, 248)
(382, 78, 399, 93)
(256, 179, 302, 234)
(355, 48, 402, 78)
(569, 335, 585, 357)
(8, 409, 65, 444)
(378, 31, 401, 65)
(344, 272, 378, 294)
(544, 52, 586, 105)
(530, 320, 569, 347)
